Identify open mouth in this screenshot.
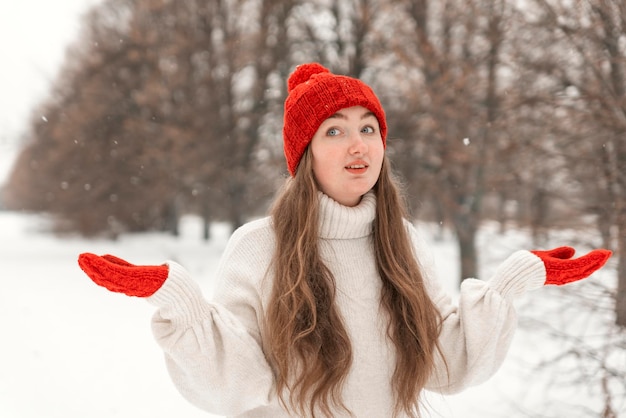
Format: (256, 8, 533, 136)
(345, 162, 368, 173)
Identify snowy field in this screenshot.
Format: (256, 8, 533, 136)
(0, 210, 620, 418)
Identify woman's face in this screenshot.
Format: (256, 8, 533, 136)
(310, 105, 384, 207)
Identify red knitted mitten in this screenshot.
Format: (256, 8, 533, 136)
(531, 246, 612, 286)
(78, 253, 168, 297)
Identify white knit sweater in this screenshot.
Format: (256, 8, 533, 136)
(147, 192, 546, 417)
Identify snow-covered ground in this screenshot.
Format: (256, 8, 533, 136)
(0, 211, 620, 417)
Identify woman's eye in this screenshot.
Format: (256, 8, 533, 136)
(327, 128, 340, 136)
(362, 125, 375, 134)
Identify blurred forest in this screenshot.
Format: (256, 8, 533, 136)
(2, 0, 625, 325)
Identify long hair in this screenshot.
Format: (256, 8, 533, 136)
(266, 149, 443, 417)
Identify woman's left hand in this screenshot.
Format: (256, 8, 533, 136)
(531, 246, 612, 286)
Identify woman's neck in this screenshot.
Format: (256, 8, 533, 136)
(317, 191, 376, 240)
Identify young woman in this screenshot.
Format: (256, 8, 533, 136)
(78, 63, 612, 418)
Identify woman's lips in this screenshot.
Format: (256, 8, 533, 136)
(345, 161, 368, 174)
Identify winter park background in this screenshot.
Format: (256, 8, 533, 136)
(1, 1, 624, 417)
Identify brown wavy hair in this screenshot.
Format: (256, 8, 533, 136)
(266, 149, 444, 418)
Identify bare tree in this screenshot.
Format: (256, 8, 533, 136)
(380, 0, 513, 282)
(5, 0, 173, 237)
(513, 279, 626, 417)
(4, 0, 294, 236)
(522, 0, 626, 327)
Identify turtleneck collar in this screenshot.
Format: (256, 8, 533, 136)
(318, 191, 376, 239)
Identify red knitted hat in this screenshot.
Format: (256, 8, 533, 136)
(283, 63, 387, 176)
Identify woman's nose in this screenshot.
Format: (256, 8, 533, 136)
(348, 131, 368, 155)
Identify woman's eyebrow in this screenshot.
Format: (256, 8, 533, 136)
(326, 111, 376, 120)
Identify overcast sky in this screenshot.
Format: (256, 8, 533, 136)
(0, 0, 102, 181)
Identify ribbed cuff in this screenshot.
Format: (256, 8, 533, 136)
(488, 250, 546, 300)
(146, 261, 210, 326)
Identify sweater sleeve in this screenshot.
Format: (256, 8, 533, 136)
(409, 229, 546, 394)
(146, 259, 275, 416)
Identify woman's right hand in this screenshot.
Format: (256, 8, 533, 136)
(78, 253, 169, 297)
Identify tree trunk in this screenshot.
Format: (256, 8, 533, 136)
(228, 181, 245, 233)
(163, 199, 179, 237)
(613, 127, 625, 328)
(616, 217, 626, 328)
(454, 212, 478, 282)
(202, 201, 211, 241)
